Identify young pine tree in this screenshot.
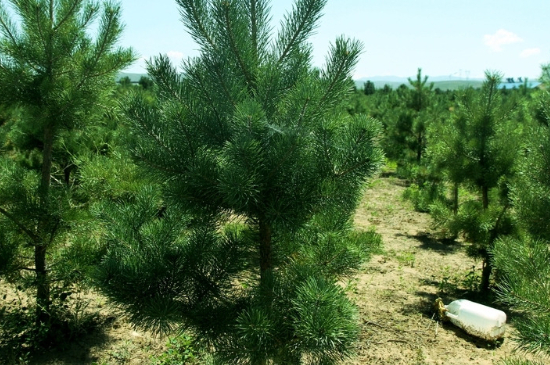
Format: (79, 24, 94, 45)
(492, 87, 550, 363)
(383, 68, 435, 175)
(0, 0, 134, 328)
(429, 72, 519, 292)
(96, 0, 383, 363)
(407, 68, 434, 164)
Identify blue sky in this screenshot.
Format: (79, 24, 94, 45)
(118, 0, 549, 80)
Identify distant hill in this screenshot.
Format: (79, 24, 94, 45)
(116, 72, 147, 83)
(119, 73, 528, 91)
(431, 80, 484, 90)
(354, 77, 485, 91)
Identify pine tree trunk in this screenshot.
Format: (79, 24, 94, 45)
(36, 124, 54, 325)
(416, 132, 422, 163)
(479, 184, 490, 293)
(453, 182, 459, 214)
(35, 243, 50, 325)
(480, 258, 492, 293)
(258, 218, 273, 364)
(482, 185, 489, 210)
(259, 218, 272, 284)
(64, 164, 72, 185)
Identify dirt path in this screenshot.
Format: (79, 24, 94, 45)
(346, 175, 521, 365)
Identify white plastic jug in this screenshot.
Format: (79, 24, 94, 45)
(444, 299, 507, 341)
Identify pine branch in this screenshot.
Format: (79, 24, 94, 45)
(53, 0, 83, 32)
(277, 0, 326, 64)
(335, 159, 372, 178)
(34, 2, 50, 56)
(265, 142, 298, 182)
(0, 206, 40, 243)
(49, 0, 54, 23)
(88, 6, 119, 74)
(249, 0, 258, 61)
(187, 63, 225, 126)
(175, 110, 198, 159)
(208, 59, 238, 107)
(296, 95, 312, 127)
(0, 6, 17, 45)
(176, 0, 217, 51)
(222, 2, 254, 93)
(319, 38, 362, 107)
(147, 55, 186, 102)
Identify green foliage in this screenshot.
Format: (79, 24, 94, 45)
(95, 1, 384, 363)
(491, 87, 550, 359)
(119, 76, 133, 87)
(493, 237, 550, 356)
(0, 0, 135, 353)
(363, 80, 375, 95)
(280, 228, 383, 280)
(431, 196, 515, 254)
(138, 75, 154, 90)
(424, 72, 522, 292)
(433, 72, 519, 207)
(95, 187, 248, 337)
(96, 186, 382, 363)
(541, 63, 550, 85)
(152, 333, 200, 365)
(290, 277, 359, 363)
(511, 107, 550, 241)
(402, 179, 447, 213)
(214, 273, 360, 365)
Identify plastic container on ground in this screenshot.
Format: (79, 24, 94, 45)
(444, 299, 507, 341)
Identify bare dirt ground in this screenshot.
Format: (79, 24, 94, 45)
(345, 174, 532, 365)
(3, 174, 545, 364)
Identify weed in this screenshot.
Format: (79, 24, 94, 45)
(344, 278, 359, 295)
(438, 266, 458, 294)
(437, 265, 483, 295)
(107, 340, 135, 364)
(461, 265, 480, 293)
(152, 333, 200, 365)
(414, 347, 427, 365)
(378, 288, 394, 300)
(396, 250, 416, 268)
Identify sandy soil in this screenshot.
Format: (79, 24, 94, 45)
(3, 174, 545, 364)
(345, 175, 530, 365)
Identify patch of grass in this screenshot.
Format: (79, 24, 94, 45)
(378, 288, 395, 300)
(437, 265, 481, 295)
(107, 340, 135, 364)
(437, 266, 458, 294)
(396, 250, 416, 268)
(344, 278, 359, 295)
(151, 333, 200, 365)
(414, 347, 427, 365)
(461, 265, 481, 293)
(497, 358, 547, 365)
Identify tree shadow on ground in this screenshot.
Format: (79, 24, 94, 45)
(378, 170, 411, 187)
(439, 319, 506, 349)
(397, 232, 463, 254)
(29, 315, 116, 365)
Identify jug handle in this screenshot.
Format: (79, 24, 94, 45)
(445, 312, 458, 320)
